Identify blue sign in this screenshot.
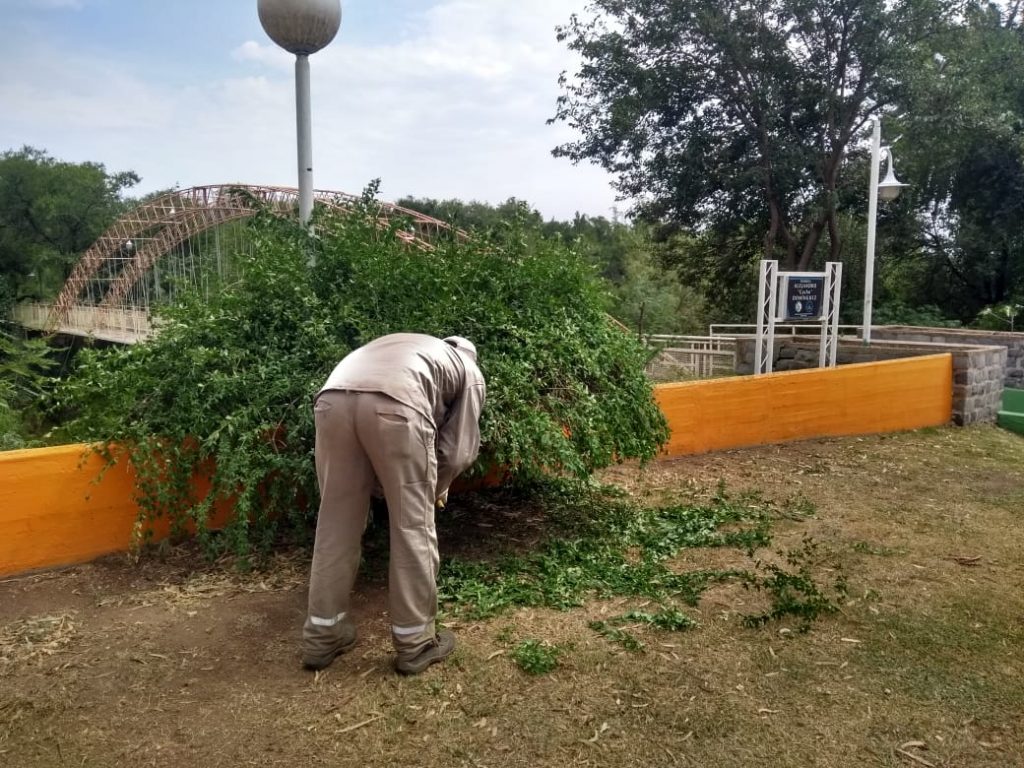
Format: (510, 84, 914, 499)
(783, 276, 824, 320)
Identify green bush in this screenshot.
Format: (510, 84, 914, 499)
(1, 329, 57, 450)
(510, 639, 562, 675)
(872, 301, 962, 328)
(57, 192, 668, 557)
(0, 380, 21, 450)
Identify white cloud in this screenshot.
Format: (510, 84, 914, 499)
(0, 0, 619, 220)
(0, 52, 173, 132)
(232, 40, 289, 68)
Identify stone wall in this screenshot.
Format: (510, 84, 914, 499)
(871, 326, 1024, 390)
(735, 337, 1006, 426)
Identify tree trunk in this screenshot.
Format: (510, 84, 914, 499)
(765, 199, 781, 261)
(798, 216, 827, 271)
(827, 206, 841, 262)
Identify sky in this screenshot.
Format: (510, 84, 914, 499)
(0, 0, 621, 221)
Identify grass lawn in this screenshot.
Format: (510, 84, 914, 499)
(1, 425, 1022, 767)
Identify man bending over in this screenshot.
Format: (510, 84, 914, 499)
(302, 333, 485, 675)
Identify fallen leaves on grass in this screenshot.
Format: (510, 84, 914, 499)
(584, 721, 610, 744)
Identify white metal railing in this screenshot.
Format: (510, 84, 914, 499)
(9, 302, 50, 330)
(9, 301, 153, 344)
(646, 334, 737, 380)
(710, 323, 863, 339)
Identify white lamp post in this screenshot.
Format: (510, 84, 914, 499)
(257, 0, 342, 226)
(862, 117, 908, 343)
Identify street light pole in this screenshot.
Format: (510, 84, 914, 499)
(295, 53, 313, 224)
(862, 118, 908, 342)
(257, 0, 342, 227)
(863, 118, 882, 344)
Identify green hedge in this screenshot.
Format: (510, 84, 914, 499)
(57, 194, 668, 557)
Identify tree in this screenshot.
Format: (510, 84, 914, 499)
(396, 196, 546, 234)
(0, 146, 139, 310)
(398, 195, 705, 331)
(612, 246, 706, 335)
(395, 196, 629, 277)
(881, 1, 1024, 319)
(551, 0, 950, 272)
(542, 212, 632, 282)
(0, 328, 58, 449)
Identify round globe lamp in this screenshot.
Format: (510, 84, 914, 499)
(257, 0, 342, 225)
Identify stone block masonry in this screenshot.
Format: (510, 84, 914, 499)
(872, 327, 1024, 390)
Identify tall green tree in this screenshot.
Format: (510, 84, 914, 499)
(881, 1, 1024, 319)
(551, 0, 951, 272)
(0, 328, 58, 449)
(542, 212, 632, 282)
(612, 246, 707, 335)
(398, 195, 704, 332)
(396, 196, 546, 234)
(0, 146, 139, 310)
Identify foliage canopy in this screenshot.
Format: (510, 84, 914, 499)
(0, 146, 139, 312)
(882, 2, 1024, 318)
(552, 0, 949, 271)
(551, 0, 1023, 325)
(0, 329, 57, 450)
(399, 196, 706, 334)
(58, 194, 669, 557)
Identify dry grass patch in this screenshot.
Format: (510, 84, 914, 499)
(0, 613, 78, 669)
(0, 425, 1022, 767)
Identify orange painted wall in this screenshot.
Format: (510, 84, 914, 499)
(654, 354, 953, 456)
(1, 354, 953, 578)
(0, 445, 229, 578)
(0, 444, 143, 577)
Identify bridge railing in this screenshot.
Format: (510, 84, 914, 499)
(10, 302, 152, 344)
(10, 302, 51, 330)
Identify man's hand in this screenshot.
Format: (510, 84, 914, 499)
(435, 489, 449, 510)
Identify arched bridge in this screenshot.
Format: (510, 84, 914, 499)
(12, 184, 458, 344)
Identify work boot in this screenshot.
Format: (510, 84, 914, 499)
(394, 629, 457, 675)
(302, 621, 357, 671)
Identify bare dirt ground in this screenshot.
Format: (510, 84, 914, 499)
(2, 425, 1023, 768)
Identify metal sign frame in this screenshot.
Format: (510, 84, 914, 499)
(818, 262, 843, 367)
(755, 261, 843, 375)
(755, 260, 779, 374)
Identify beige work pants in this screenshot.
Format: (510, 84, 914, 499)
(302, 390, 439, 661)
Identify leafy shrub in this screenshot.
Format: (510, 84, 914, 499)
(57, 192, 668, 557)
(510, 639, 562, 675)
(0, 328, 58, 450)
(973, 302, 1023, 332)
(872, 301, 962, 328)
(438, 480, 844, 637)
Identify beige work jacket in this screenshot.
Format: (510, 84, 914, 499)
(317, 333, 486, 494)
